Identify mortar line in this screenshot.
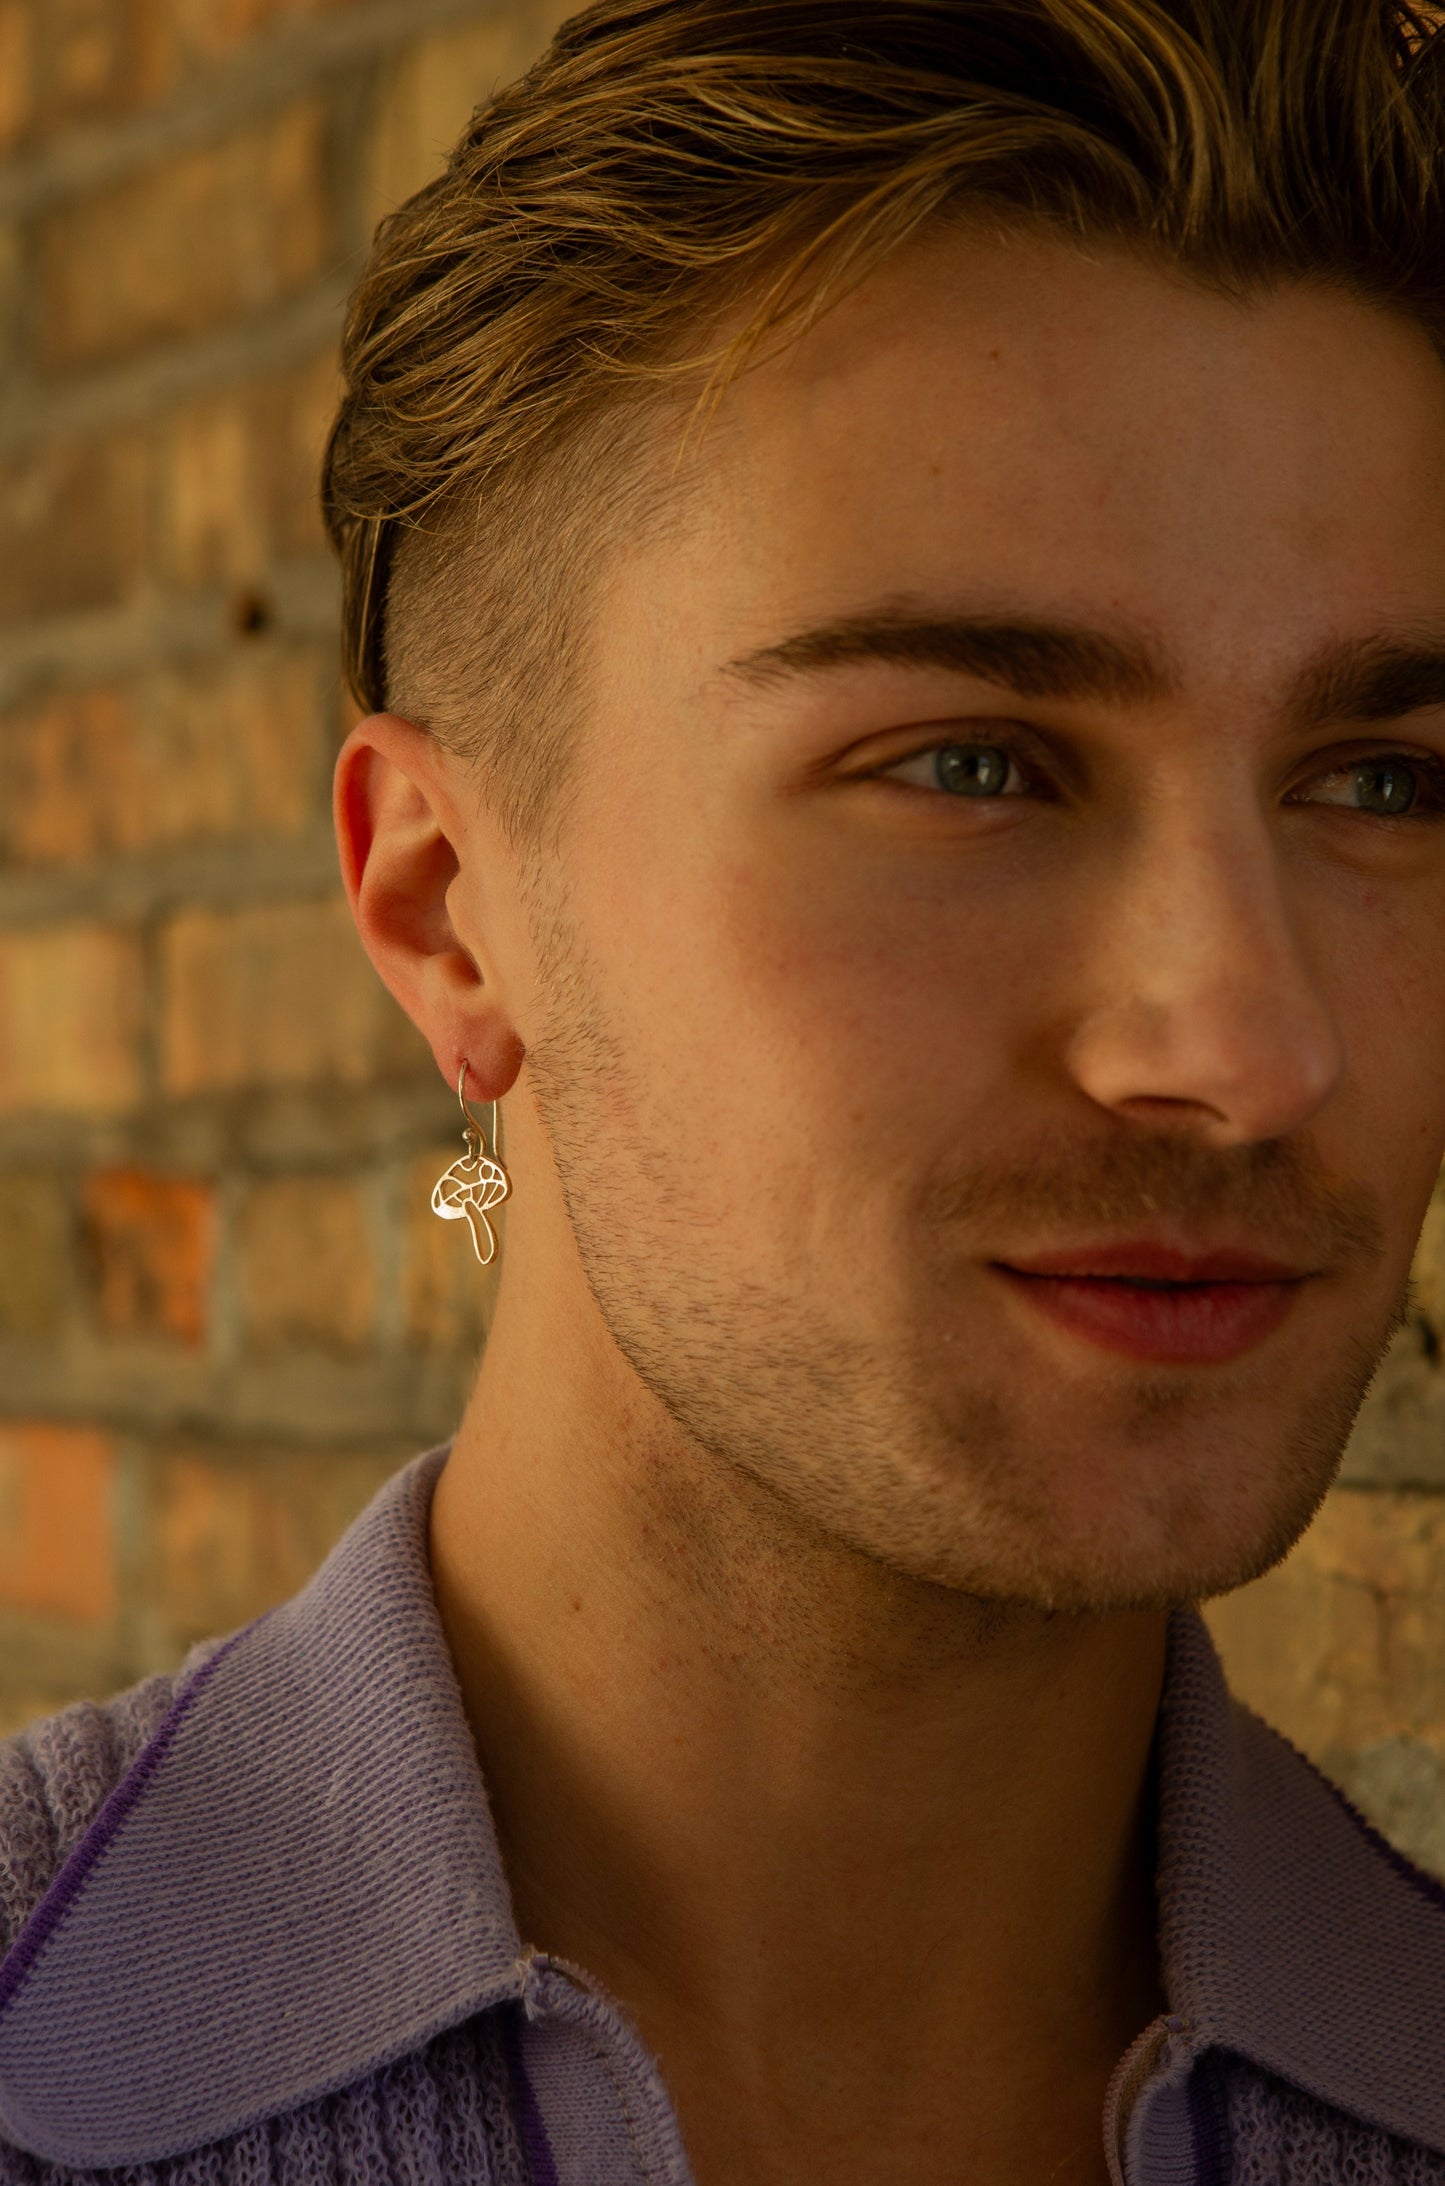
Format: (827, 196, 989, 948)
(0, 278, 352, 453)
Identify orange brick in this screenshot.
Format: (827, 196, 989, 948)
(0, 646, 326, 866)
(236, 1175, 376, 1353)
(0, 1422, 116, 1626)
(35, 98, 330, 369)
(0, 430, 148, 627)
(0, 923, 145, 1117)
(80, 1167, 217, 1345)
(402, 1141, 499, 1353)
(144, 1445, 400, 1650)
(159, 894, 427, 1096)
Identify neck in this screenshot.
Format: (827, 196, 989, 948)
(429, 1256, 1171, 2170)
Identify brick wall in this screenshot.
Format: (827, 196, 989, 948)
(0, 0, 573, 1727)
(1, 0, 1443, 1872)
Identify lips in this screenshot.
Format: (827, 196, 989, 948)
(1003, 1241, 1302, 1285)
(993, 1239, 1312, 1365)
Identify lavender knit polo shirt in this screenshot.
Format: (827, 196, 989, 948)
(1, 1447, 1444, 2186)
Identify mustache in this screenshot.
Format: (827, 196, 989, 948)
(920, 1130, 1387, 1271)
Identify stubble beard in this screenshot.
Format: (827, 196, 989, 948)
(522, 889, 1405, 1618)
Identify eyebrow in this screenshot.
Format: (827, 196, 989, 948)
(1291, 636, 1445, 730)
(720, 610, 1172, 707)
(720, 608, 1445, 730)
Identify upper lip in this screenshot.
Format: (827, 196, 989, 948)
(996, 1240, 1311, 1284)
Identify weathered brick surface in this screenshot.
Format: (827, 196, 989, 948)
(0, 0, 437, 158)
(0, 431, 150, 628)
(36, 98, 330, 369)
(35, 0, 146, 133)
(0, 3, 35, 155)
(156, 389, 273, 594)
(365, 0, 576, 215)
(138, 0, 358, 87)
(138, 1442, 402, 1655)
(151, 353, 341, 591)
(0, 220, 19, 378)
(0, 0, 557, 1736)
(0, 1421, 117, 1626)
(256, 352, 343, 563)
(160, 894, 426, 1094)
(0, 645, 328, 866)
(81, 1166, 217, 1344)
(1206, 1488, 1445, 1875)
(0, 923, 145, 1115)
(237, 1173, 377, 1352)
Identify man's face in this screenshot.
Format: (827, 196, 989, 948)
(500, 226, 1445, 1610)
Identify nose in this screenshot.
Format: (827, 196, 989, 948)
(1063, 807, 1344, 1146)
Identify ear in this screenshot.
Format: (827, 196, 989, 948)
(334, 713, 524, 1101)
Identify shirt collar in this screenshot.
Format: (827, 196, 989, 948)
(0, 1447, 523, 2167)
(2, 1447, 1444, 2168)
(1154, 1601, 1445, 2151)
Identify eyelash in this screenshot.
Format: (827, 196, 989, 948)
(877, 739, 1445, 819)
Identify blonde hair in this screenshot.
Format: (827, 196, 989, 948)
(323, 0, 1445, 845)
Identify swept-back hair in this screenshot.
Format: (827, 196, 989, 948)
(323, 0, 1445, 845)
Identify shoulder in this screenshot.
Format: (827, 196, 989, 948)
(0, 1651, 221, 1958)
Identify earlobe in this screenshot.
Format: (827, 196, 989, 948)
(333, 714, 523, 1102)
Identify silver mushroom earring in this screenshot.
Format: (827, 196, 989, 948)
(430, 1063, 512, 1265)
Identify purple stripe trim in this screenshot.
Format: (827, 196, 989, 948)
(1187, 2052, 1233, 2186)
(501, 2008, 562, 2186)
(0, 1629, 249, 2022)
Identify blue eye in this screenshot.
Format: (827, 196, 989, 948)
(879, 740, 1030, 800)
(1348, 761, 1418, 816)
(933, 743, 1016, 797)
(1303, 756, 1443, 817)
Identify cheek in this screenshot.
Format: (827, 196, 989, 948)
(676, 833, 1061, 1140)
(1308, 869, 1445, 1209)
(1323, 860, 1445, 1021)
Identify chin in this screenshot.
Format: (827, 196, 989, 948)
(973, 1501, 1331, 1616)
(862, 1310, 1394, 1610)
(832, 1385, 1358, 1616)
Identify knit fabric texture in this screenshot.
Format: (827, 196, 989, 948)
(0, 1690, 529, 2181)
(0, 1673, 173, 1958)
(1221, 2060, 1445, 2186)
(1, 1447, 1443, 2186)
(0, 2019, 530, 2186)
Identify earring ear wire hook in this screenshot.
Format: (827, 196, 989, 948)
(456, 1060, 502, 1165)
(431, 1059, 512, 1265)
